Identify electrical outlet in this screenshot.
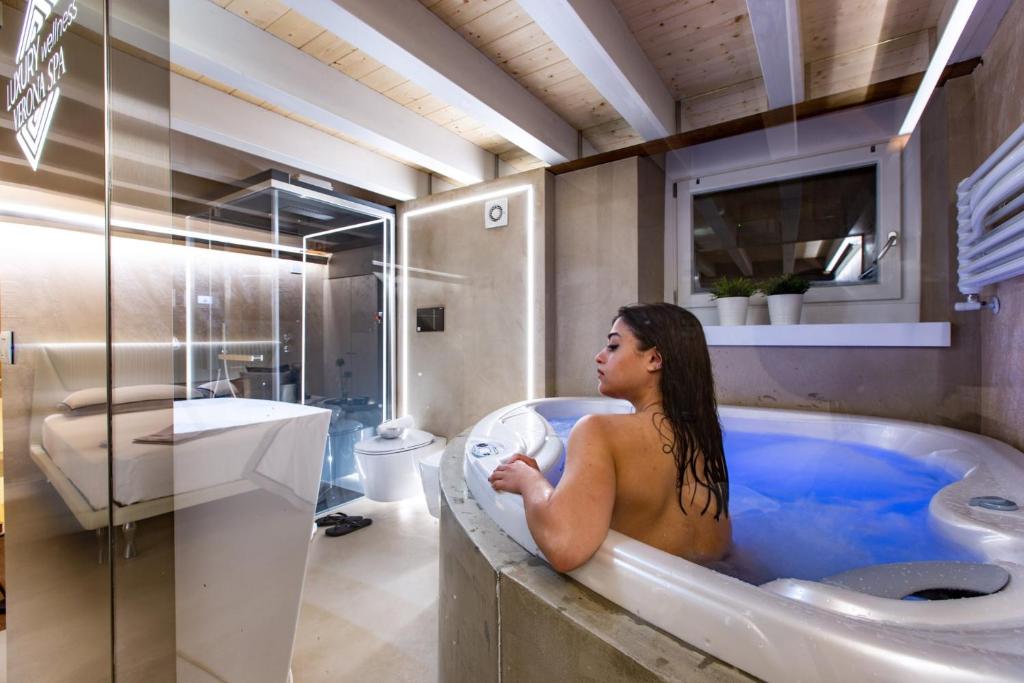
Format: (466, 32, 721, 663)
(0, 330, 13, 365)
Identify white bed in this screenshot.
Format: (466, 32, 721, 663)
(31, 396, 330, 559)
(39, 398, 327, 509)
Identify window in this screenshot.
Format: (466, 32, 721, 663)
(692, 165, 879, 289)
(677, 144, 913, 317)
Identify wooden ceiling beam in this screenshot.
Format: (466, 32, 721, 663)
(170, 75, 425, 201)
(548, 57, 981, 175)
(166, 0, 492, 186)
(745, 0, 804, 108)
(282, 0, 579, 165)
(516, 0, 675, 140)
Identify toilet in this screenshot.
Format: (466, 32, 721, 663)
(354, 420, 446, 503)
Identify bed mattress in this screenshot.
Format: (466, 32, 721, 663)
(41, 398, 331, 509)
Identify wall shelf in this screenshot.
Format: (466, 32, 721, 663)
(703, 322, 951, 348)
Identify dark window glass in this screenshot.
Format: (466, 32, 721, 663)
(692, 165, 878, 291)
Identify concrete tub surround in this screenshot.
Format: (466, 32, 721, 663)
(438, 434, 753, 683)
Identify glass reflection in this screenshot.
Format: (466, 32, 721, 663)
(1, 0, 113, 677)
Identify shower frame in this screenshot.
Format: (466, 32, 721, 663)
(184, 174, 397, 420)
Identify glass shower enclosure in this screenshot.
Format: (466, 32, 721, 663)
(185, 170, 396, 516)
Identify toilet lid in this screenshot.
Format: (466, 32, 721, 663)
(355, 428, 434, 455)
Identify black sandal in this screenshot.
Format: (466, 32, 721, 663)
(316, 512, 364, 527)
(325, 517, 373, 537)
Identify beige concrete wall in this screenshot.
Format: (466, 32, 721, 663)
(397, 170, 552, 438)
(966, 0, 1024, 452)
(637, 156, 667, 303)
(705, 81, 982, 432)
(554, 157, 665, 396)
(551, 109, 982, 431)
(710, 344, 979, 428)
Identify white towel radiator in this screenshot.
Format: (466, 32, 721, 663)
(955, 120, 1024, 312)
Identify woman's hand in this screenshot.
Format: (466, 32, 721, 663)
(489, 454, 544, 494)
(505, 454, 540, 470)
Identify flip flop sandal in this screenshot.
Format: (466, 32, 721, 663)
(325, 517, 373, 537)
(316, 512, 364, 527)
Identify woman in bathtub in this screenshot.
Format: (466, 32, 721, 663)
(489, 303, 731, 572)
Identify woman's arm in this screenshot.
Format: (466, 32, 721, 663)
(489, 415, 616, 572)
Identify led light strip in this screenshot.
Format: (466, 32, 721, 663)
(185, 254, 194, 394)
(374, 260, 469, 280)
(116, 218, 309, 255)
(21, 341, 280, 348)
(400, 185, 535, 418)
(898, 0, 978, 136)
(0, 202, 323, 256)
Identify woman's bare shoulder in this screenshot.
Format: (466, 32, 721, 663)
(570, 413, 637, 442)
(566, 414, 618, 448)
(572, 412, 630, 430)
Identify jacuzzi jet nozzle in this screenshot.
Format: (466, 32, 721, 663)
(968, 496, 1019, 512)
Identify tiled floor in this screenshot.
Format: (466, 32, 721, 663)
(292, 497, 440, 683)
(0, 475, 439, 682)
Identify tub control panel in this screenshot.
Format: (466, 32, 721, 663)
(470, 441, 503, 459)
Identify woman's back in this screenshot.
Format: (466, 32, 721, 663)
(593, 412, 731, 562)
(489, 302, 730, 573)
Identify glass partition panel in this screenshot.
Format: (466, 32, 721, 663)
(105, 1, 341, 680)
(0, 0, 112, 679)
(107, 0, 178, 678)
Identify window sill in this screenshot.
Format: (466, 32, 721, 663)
(703, 322, 950, 348)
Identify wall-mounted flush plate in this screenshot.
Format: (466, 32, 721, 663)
(197, 295, 213, 305)
(416, 307, 444, 332)
(0, 330, 13, 365)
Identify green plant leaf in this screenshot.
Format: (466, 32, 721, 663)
(709, 276, 756, 299)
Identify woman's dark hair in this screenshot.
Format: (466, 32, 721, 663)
(615, 303, 729, 519)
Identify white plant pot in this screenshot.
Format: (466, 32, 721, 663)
(767, 293, 804, 325)
(745, 292, 769, 325)
(715, 297, 749, 326)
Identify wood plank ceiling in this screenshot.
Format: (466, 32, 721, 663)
(612, 0, 943, 130)
(176, 0, 949, 183)
(419, 0, 646, 154)
(194, 0, 557, 174)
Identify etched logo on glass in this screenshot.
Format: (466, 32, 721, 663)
(6, 0, 78, 172)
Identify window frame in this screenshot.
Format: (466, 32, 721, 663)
(677, 143, 904, 309)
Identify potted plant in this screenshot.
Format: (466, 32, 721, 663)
(709, 276, 756, 326)
(745, 290, 769, 325)
(762, 274, 811, 325)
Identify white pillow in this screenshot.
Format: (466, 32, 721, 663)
(60, 384, 198, 414)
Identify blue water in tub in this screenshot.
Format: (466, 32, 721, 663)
(545, 417, 978, 584)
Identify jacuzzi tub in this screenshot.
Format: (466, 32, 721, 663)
(463, 398, 1024, 682)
